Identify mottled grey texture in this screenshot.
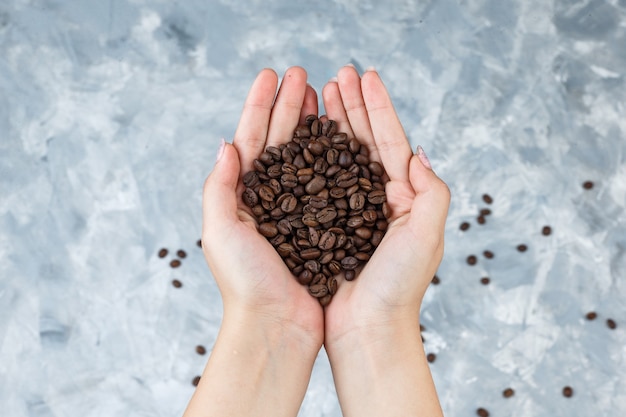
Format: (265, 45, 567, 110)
(1, 0, 625, 416)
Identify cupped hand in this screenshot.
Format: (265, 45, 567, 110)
(321, 66, 451, 344)
(201, 67, 324, 349)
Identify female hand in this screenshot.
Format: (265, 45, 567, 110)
(185, 67, 323, 417)
(321, 65, 450, 416)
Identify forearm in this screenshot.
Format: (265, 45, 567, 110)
(183, 308, 320, 417)
(326, 315, 443, 417)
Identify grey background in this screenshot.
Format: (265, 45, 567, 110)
(1, 0, 625, 416)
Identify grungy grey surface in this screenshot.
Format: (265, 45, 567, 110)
(1, 0, 626, 416)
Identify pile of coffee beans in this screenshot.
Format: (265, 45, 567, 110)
(241, 115, 389, 305)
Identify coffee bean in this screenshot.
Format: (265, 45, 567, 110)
(196, 239, 202, 248)
(300, 248, 322, 260)
(305, 114, 317, 125)
(480, 277, 490, 285)
(172, 279, 182, 288)
(517, 244, 528, 252)
(170, 259, 181, 268)
(480, 208, 491, 216)
(280, 194, 298, 213)
(432, 275, 441, 285)
(259, 222, 278, 238)
(583, 181, 594, 190)
(482, 194, 493, 204)
(298, 270, 314, 285)
(258, 185, 275, 201)
(426, 353, 436, 363)
(336, 171, 358, 188)
(196, 345, 206, 355)
(305, 175, 326, 194)
(467, 255, 477, 265)
(502, 388, 514, 398)
(309, 284, 328, 298)
(319, 294, 333, 306)
(316, 207, 337, 223)
(460, 222, 470, 231)
(585, 311, 597, 320)
(243, 171, 260, 188)
(562, 386, 573, 397)
(368, 161, 384, 176)
(476, 408, 489, 417)
(483, 250, 494, 259)
(367, 190, 386, 204)
(341, 256, 359, 270)
(344, 270, 355, 281)
(607, 318, 617, 329)
(158, 248, 168, 258)
(477, 215, 486, 225)
(542, 225, 552, 236)
(177, 250, 187, 259)
(349, 192, 366, 210)
(192, 376, 201, 387)
(242, 188, 258, 207)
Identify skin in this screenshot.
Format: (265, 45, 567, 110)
(183, 65, 450, 417)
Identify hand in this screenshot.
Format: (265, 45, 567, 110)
(185, 67, 323, 417)
(321, 65, 450, 416)
(201, 66, 323, 347)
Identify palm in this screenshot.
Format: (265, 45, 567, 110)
(321, 66, 450, 342)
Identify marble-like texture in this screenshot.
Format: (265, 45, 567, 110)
(1, 0, 625, 415)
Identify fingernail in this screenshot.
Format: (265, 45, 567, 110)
(416, 145, 432, 170)
(345, 63, 356, 68)
(329, 76, 338, 82)
(365, 66, 376, 72)
(216, 138, 226, 163)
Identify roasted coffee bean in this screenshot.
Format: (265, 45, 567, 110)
(319, 251, 334, 264)
(562, 386, 573, 398)
(542, 225, 552, 236)
(336, 172, 358, 188)
(172, 279, 182, 288)
(480, 277, 490, 285)
(281, 174, 298, 188)
(196, 239, 202, 248)
(316, 207, 338, 223)
(328, 277, 338, 295)
(483, 250, 494, 259)
(319, 294, 332, 306)
(460, 222, 470, 231)
(158, 248, 168, 258)
(280, 194, 298, 213)
(368, 161, 384, 176)
(298, 270, 314, 285)
(196, 345, 207, 355)
(300, 248, 322, 260)
(309, 284, 328, 298)
(344, 270, 355, 281)
(585, 311, 597, 320)
(467, 255, 478, 265)
(309, 196, 328, 209)
(432, 275, 441, 285)
(583, 181, 594, 190)
(517, 244, 528, 252)
(347, 216, 364, 228)
(482, 194, 493, 204)
(305, 175, 326, 194)
(341, 256, 359, 270)
(243, 171, 260, 188)
(319, 231, 337, 251)
(476, 408, 489, 417)
(502, 388, 514, 398)
(367, 190, 386, 204)
(426, 353, 436, 363)
(170, 259, 181, 268)
(323, 120, 337, 137)
(192, 376, 201, 386)
(477, 215, 486, 225)
(258, 185, 275, 201)
(338, 150, 353, 167)
(259, 222, 278, 238)
(349, 192, 366, 211)
(607, 318, 617, 329)
(243, 188, 258, 207)
(310, 119, 322, 136)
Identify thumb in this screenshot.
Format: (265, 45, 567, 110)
(408, 150, 451, 234)
(202, 140, 241, 226)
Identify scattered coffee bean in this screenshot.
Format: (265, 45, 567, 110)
(607, 318, 617, 329)
(158, 248, 168, 258)
(170, 259, 181, 268)
(172, 279, 182, 288)
(177, 250, 187, 259)
(517, 244, 528, 252)
(480, 208, 492, 216)
(542, 226, 552, 236)
(480, 277, 490, 285)
(503, 388, 515, 398)
(585, 311, 597, 320)
(483, 250, 494, 259)
(432, 275, 441, 285)
(562, 386, 573, 397)
(427, 353, 436, 363)
(196, 239, 202, 248)
(241, 116, 389, 305)
(476, 408, 489, 417)
(192, 376, 201, 387)
(482, 194, 493, 204)
(477, 215, 486, 225)
(467, 255, 478, 265)
(582, 181, 594, 190)
(460, 222, 470, 231)
(196, 345, 206, 355)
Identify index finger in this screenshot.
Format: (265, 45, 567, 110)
(232, 68, 279, 173)
(361, 69, 413, 182)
